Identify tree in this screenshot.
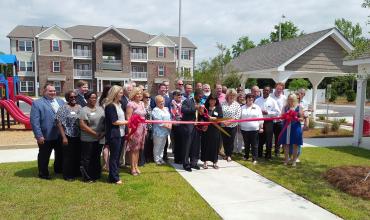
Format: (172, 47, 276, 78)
(231, 36, 255, 58)
(258, 38, 270, 46)
(0, 51, 4, 55)
(335, 18, 363, 45)
(287, 79, 310, 91)
(270, 21, 301, 42)
(245, 78, 257, 88)
(222, 72, 241, 89)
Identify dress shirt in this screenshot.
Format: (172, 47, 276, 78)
(254, 96, 281, 118)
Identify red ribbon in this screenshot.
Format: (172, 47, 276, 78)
(126, 110, 299, 141)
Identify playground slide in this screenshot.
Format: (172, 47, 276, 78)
(0, 100, 31, 129)
(15, 94, 33, 106)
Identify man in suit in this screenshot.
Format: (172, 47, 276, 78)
(30, 83, 65, 179)
(75, 80, 89, 107)
(181, 87, 204, 172)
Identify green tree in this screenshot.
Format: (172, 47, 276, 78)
(258, 38, 270, 46)
(270, 21, 301, 42)
(287, 79, 310, 91)
(0, 51, 4, 55)
(222, 72, 241, 89)
(231, 36, 255, 58)
(335, 18, 363, 45)
(245, 78, 257, 88)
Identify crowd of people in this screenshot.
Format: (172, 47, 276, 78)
(30, 79, 309, 185)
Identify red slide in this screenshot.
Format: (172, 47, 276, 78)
(0, 100, 31, 129)
(15, 94, 34, 106)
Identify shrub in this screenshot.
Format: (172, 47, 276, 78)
(321, 124, 330, 134)
(345, 90, 356, 102)
(329, 90, 337, 102)
(308, 117, 315, 129)
(331, 119, 341, 132)
(339, 118, 347, 124)
(318, 115, 326, 121)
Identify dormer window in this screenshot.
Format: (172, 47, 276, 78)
(52, 40, 60, 51)
(157, 47, 164, 58)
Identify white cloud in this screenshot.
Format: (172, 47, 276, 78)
(0, 0, 368, 63)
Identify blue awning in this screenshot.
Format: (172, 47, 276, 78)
(0, 55, 17, 65)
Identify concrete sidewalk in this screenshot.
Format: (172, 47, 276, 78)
(171, 160, 340, 220)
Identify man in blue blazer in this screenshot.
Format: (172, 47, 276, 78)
(30, 83, 65, 179)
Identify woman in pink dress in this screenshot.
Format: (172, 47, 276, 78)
(126, 87, 147, 175)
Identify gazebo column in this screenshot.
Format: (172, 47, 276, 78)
(353, 64, 369, 147)
(240, 75, 248, 89)
(308, 76, 324, 120)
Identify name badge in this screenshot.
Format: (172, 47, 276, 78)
(90, 112, 96, 116)
(70, 111, 76, 115)
(214, 112, 218, 116)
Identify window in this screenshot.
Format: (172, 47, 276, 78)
(18, 61, 33, 72)
(54, 81, 61, 93)
(52, 40, 60, 51)
(158, 47, 164, 58)
(181, 50, 190, 60)
(20, 81, 34, 92)
(18, 40, 33, 52)
(53, 61, 60, 72)
(158, 65, 165, 76)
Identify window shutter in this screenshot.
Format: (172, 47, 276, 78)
(164, 47, 166, 58)
(156, 47, 158, 58)
(60, 61, 63, 72)
(50, 61, 53, 72)
(32, 41, 34, 52)
(33, 62, 35, 72)
(59, 41, 62, 52)
(164, 66, 167, 76)
(156, 65, 159, 75)
(50, 40, 52, 52)
(189, 50, 191, 59)
(16, 40, 19, 51)
(16, 61, 19, 72)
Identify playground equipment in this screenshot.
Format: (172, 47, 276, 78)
(0, 54, 33, 130)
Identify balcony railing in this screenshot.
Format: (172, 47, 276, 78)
(73, 49, 92, 58)
(131, 71, 148, 79)
(101, 59, 122, 71)
(130, 53, 147, 60)
(74, 69, 92, 79)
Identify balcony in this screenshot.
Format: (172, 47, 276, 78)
(74, 69, 92, 79)
(73, 49, 92, 58)
(131, 72, 148, 81)
(130, 53, 147, 60)
(101, 60, 122, 71)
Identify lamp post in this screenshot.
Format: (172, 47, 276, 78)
(177, 0, 182, 77)
(278, 14, 286, 42)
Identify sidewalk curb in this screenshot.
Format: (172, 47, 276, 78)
(0, 144, 38, 150)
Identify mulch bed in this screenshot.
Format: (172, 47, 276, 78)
(323, 166, 370, 200)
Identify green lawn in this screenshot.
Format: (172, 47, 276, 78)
(0, 162, 220, 220)
(235, 147, 370, 220)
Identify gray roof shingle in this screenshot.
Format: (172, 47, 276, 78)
(228, 28, 335, 72)
(7, 25, 196, 48)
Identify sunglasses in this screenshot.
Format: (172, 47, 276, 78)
(178, 83, 184, 86)
(69, 96, 76, 99)
(143, 96, 150, 99)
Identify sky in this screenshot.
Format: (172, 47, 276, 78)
(0, 0, 369, 63)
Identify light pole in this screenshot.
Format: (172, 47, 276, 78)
(177, 0, 182, 78)
(278, 14, 285, 42)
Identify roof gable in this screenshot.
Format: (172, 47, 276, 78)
(147, 34, 176, 46)
(35, 25, 72, 40)
(93, 26, 130, 41)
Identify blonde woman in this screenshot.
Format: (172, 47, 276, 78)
(279, 94, 304, 166)
(221, 88, 241, 162)
(104, 85, 128, 185)
(126, 87, 147, 176)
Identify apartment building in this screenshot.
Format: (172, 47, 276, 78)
(7, 25, 196, 96)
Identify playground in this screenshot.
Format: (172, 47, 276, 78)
(0, 54, 34, 130)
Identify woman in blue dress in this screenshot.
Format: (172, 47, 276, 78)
(279, 94, 303, 166)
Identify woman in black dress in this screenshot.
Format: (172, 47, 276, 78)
(201, 93, 223, 169)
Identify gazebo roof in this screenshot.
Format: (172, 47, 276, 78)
(228, 27, 354, 75)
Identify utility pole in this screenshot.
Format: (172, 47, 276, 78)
(279, 14, 285, 42)
(177, 0, 182, 77)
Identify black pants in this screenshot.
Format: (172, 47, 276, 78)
(163, 138, 169, 160)
(37, 139, 63, 177)
(172, 125, 183, 164)
(144, 130, 154, 163)
(80, 141, 103, 181)
(221, 127, 237, 157)
(241, 130, 258, 161)
(63, 136, 81, 179)
(108, 137, 123, 183)
(182, 124, 201, 168)
(273, 121, 283, 155)
(258, 121, 274, 159)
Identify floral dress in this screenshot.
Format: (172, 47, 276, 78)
(126, 101, 147, 151)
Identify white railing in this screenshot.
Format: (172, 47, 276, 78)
(131, 71, 148, 79)
(101, 59, 122, 71)
(74, 69, 92, 79)
(130, 53, 147, 60)
(73, 49, 92, 57)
